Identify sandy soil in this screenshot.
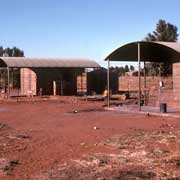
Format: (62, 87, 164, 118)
(0, 97, 180, 180)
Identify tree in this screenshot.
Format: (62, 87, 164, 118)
(145, 19, 178, 42)
(145, 19, 179, 76)
(2, 46, 24, 57)
(0, 46, 3, 56)
(12, 47, 24, 57)
(130, 65, 135, 71)
(124, 65, 129, 72)
(110, 65, 133, 76)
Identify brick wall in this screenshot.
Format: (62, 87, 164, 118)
(119, 76, 173, 106)
(20, 68, 86, 96)
(119, 76, 173, 92)
(20, 68, 37, 95)
(172, 63, 180, 106)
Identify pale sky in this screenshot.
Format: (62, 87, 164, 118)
(0, 0, 180, 67)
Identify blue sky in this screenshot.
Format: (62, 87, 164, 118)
(0, 0, 180, 67)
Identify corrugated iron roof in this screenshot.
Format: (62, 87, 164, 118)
(0, 57, 100, 68)
(155, 41, 180, 53)
(105, 41, 180, 62)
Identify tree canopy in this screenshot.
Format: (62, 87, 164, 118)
(145, 19, 179, 76)
(0, 46, 24, 57)
(145, 19, 178, 42)
(110, 65, 135, 76)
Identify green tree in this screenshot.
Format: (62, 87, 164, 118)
(145, 19, 178, 42)
(130, 65, 135, 71)
(12, 47, 24, 57)
(124, 65, 129, 72)
(3, 46, 24, 57)
(145, 19, 179, 76)
(0, 46, 3, 56)
(110, 65, 131, 76)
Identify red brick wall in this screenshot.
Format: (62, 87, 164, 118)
(119, 64, 180, 108)
(119, 76, 173, 92)
(172, 63, 180, 106)
(20, 68, 86, 96)
(119, 76, 173, 106)
(20, 68, 37, 95)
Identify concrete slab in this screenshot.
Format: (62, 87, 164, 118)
(106, 105, 180, 118)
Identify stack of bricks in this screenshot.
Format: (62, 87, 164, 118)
(77, 72, 87, 94)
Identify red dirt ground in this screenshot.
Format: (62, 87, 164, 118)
(0, 97, 180, 180)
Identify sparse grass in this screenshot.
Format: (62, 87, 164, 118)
(35, 130, 180, 180)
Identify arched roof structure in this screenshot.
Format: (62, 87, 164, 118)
(0, 57, 100, 68)
(105, 41, 180, 110)
(105, 41, 180, 63)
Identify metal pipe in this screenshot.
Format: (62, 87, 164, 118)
(138, 42, 141, 111)
(144, 61, 146, 105)
(159, 66, 162, 106)
(12, 68, 14, 89)
(107, 58, 110, 107)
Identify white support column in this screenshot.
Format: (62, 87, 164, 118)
(53, 81, 56, 96)
(138, 42, 141, 111)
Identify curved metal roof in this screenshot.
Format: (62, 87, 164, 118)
(105, 41, 180, 63)
(0, 57, 100, 68)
